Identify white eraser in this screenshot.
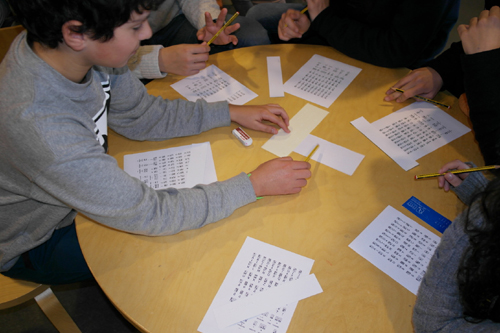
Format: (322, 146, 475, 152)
(232, 127, 252, 146)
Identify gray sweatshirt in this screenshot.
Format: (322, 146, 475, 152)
(0, 32, 256, 271)
(413, 171, 500, 331)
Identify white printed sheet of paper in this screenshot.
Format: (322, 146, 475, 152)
(351, 102, 471, 171)
(123, 142, 217, 190)
(198, 237, 322, 333)
(283, 54, 361, 108)
(267, 56, 285, 97)
(262, 103, 328, 157)
(349, 205, 440, 295)
(294, 135, 365, 176)
(171, 65, 258, 105)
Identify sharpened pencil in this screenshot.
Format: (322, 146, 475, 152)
(391, 87, 450, 109)
(207, 12, 239, 46)
(415, 165, 500, 180)
(304, 144, 319, 162)
(284, 7, 308, 28)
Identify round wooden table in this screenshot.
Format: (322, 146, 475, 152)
(76, 44, 482, 332)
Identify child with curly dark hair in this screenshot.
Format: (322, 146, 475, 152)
(0, 0, 311, 285)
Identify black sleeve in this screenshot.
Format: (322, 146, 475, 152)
(462, 48, 500, 165)
(425, 42, 465, 98)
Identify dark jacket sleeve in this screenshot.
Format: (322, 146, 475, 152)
(426, 42, 465, 98)
(462, 48, 500, 165)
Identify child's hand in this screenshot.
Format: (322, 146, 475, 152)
(384, 67, 443, 103)
(438, 159, 471, 192)
(458, 6, 500, 55)
(278, 9, 311, 41)
(197, 9, 239, 46)
(158, 44, 210, 76)
(229, 104, 290, 135)
(249, 157, 311, 196)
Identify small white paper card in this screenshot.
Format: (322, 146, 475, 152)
(349, 205, 441, 295)
(193, 142, 217, 183)
(267, 56, 285, 97)
(283, 54, 361, 108)
(262, 103, 328, 157)
(198, 237, 316, 333)
(294, 135, 365, 176)
(171, 65, 258, 105)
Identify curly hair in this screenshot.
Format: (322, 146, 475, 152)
(8, 0, 165, 48)
(458, 176, 500, 323)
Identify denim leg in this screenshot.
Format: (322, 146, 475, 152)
(144, 13, 269, 54)
(2, 223, 93, 285)
(142, 14, 199, 47)
(231, 0, 254, 16)
(246, 3, 304, 32)
(210, 15, 271, 54)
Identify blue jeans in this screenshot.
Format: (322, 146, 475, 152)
(246, 3, 305, 43)
(2, 223, 93, 285)
(142, 13, 270, 54)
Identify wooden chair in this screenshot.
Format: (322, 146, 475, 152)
(0, 274, 81, 332)
(0, 25, 24, 62)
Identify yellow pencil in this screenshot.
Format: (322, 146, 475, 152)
(415, 165, 500, 180)
(207, 12, 239, 46)
(284, 7, 308, 28)
(304, 144, 319, 162)
(391, 87, 450, 109)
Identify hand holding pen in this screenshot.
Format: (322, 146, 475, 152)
(279, 7, 310, 41)
(384, 67, 444, 105)
(197, 9, 239, 46)
(414, 160, 500, 192)
(434, 160, 473, 192)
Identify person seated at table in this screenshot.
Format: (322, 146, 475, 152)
(128, 0, 270, 79)
(413, 159, 500, 331)
(244, 0, 460, 69)
(0, 0, 311, 285)
(384, 4, 500, 166)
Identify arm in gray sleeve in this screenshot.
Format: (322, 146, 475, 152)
(127, 45, 166, 80)
(34, 137, 256, 236)
(451, 169, 490, 206)
(105, 67, 231, 141)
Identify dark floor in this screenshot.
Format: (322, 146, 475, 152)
(0, 0, 485, 332)
(0, 279, 139, 333)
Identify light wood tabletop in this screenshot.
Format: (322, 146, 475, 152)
(75, 44, 483, 332)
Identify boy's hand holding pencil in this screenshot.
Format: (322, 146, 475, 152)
(417, 160, 499, 192)
(197, 9, 239, 46)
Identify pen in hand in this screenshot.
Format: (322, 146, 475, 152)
(414, 165, 500, 180)
(207, 12, 239, 46)
(304, 144, 319, 162)
(391, 87, 450, 109)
